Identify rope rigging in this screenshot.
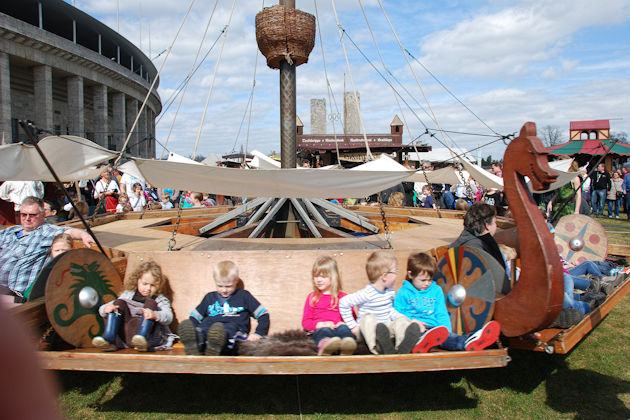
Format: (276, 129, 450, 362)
(114, 0, 198, 167)
(160, 0, 220, 160)
(192, 0, 238, 160)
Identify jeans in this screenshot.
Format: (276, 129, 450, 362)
(312, 324, 355, 345)
(626, 194, 630, 219)
(567, 260, 607, 279)
(607, 198, 621, 217)
(563, 274, 590, 314)
(591, 189, 606, 216)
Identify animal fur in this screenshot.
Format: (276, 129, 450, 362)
(238, 329, 317, 356)
(237, 329, 371, 356)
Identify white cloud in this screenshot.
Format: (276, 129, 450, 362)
(67, 0, 630, 161)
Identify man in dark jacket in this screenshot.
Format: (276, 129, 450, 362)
(591, 163, 611, 217)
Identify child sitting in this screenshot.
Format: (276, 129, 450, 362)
(178, 260, 270, 355)
(129, 182, 147, 211)
(302, 256, 357, 356)
(92, 261, 175, 352)
(394, 252, 501, 353)
(160, 193, 174, 209)
(22, 233, 74, 300)
(49, 233, 74, 259)
(116, 193, 129, 213)
(339, 250, 420, 354)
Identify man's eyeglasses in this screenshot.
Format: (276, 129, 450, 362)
(20, 212, 42, 218)
(387, 269, 399, 274)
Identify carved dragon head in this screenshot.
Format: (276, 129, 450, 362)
(505, 122, 558, 190)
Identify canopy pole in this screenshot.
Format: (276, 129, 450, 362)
(19, 121, 107, 256)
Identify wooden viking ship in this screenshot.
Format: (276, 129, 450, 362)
(8, 121, 629, 375)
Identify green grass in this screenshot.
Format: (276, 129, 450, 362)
(55, 221, 630, 419)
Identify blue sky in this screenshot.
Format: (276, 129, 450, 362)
(72, 0, 630, 161)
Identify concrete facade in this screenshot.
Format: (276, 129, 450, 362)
(0, 1, 161, 158)
(344, 91, 360, 134)
(310, 98, 326, 135)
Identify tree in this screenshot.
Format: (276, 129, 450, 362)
(540, 125, 564, 147)
(611, 131, 628, 144)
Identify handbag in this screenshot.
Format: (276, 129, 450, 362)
(616, 190, 623, 199)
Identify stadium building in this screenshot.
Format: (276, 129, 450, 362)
(0, 0, 161, 158)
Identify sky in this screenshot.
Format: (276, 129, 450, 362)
(70, 0, 630, 162)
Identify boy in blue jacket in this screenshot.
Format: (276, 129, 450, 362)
(178, 260, 269, 355)
(393, 252, 500, 353)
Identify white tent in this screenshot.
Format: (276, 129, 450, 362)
(0, 136, 118, 181)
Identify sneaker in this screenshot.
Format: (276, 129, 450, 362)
(548, 308, 584, 329)
(615, 215, 620, 219)
(464, 321, 501, 351)
(397, 322, 421, 354)
(92, 336, 118, 352)
(412, 326, 449, 353)
(375, 323, 395, 354)
(205, 322, 227, 356)
(318, 336, 342, 356)
(178, 319, 201, 355)
(131, 334, 148, 352)
(339, 337, 357, 355)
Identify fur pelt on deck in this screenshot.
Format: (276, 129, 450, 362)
(237, 329, 317, 356)
(237, 329, 371, 356)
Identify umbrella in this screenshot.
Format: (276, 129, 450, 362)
(547, 139, 630, 156)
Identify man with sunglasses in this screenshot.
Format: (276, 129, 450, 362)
(0, 196, 95, 303)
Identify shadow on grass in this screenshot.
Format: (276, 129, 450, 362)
(59, 370, 476, 416)
(464, 349, 630, 419)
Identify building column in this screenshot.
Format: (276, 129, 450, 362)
(137, 106, 148, 158)
(0, 53, 11, 143)
(111, 92, 125, 151)
(148, 109, 156, 159)
(93, 84, 108, 148)
(125, 97, 138, 156)
(66, 75, 84, 137)
(33, 65, 53, 134)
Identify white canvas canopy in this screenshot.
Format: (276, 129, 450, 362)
(0, 136, 118, 181)
(0, 136, 581, 198)
(119, 158, 414, 199)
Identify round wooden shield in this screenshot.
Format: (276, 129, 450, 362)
(45, 248, 122, 347)
(554, 214, 607, 265)
(28, 254, 65, 301)
(434, 246, 497, 335)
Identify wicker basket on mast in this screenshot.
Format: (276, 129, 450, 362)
(255, 5, 316, 69)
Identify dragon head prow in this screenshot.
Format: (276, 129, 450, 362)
(505, 122, 558, 191)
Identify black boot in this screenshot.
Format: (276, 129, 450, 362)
(131, 318, 155, 351)
(179, 319, 205, 355)
(92, 312, 121, 351)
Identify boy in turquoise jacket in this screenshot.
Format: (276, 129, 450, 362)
(393, 252, 500, 353)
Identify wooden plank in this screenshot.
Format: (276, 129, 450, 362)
(38, 348, 509, 375)
(608, 243, 630, 256)
(508, 277, 630, 353)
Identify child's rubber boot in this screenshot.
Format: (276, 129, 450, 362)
(179, 319, 203, 355)
(92, 312, 120, 351)
(464, 321, 501, 351)
(412, 326, 449, 353)
(131, 318, 154, 351)
(205, 323, 227, 356)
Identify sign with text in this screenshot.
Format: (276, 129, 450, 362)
(298, 134, 403, 150)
